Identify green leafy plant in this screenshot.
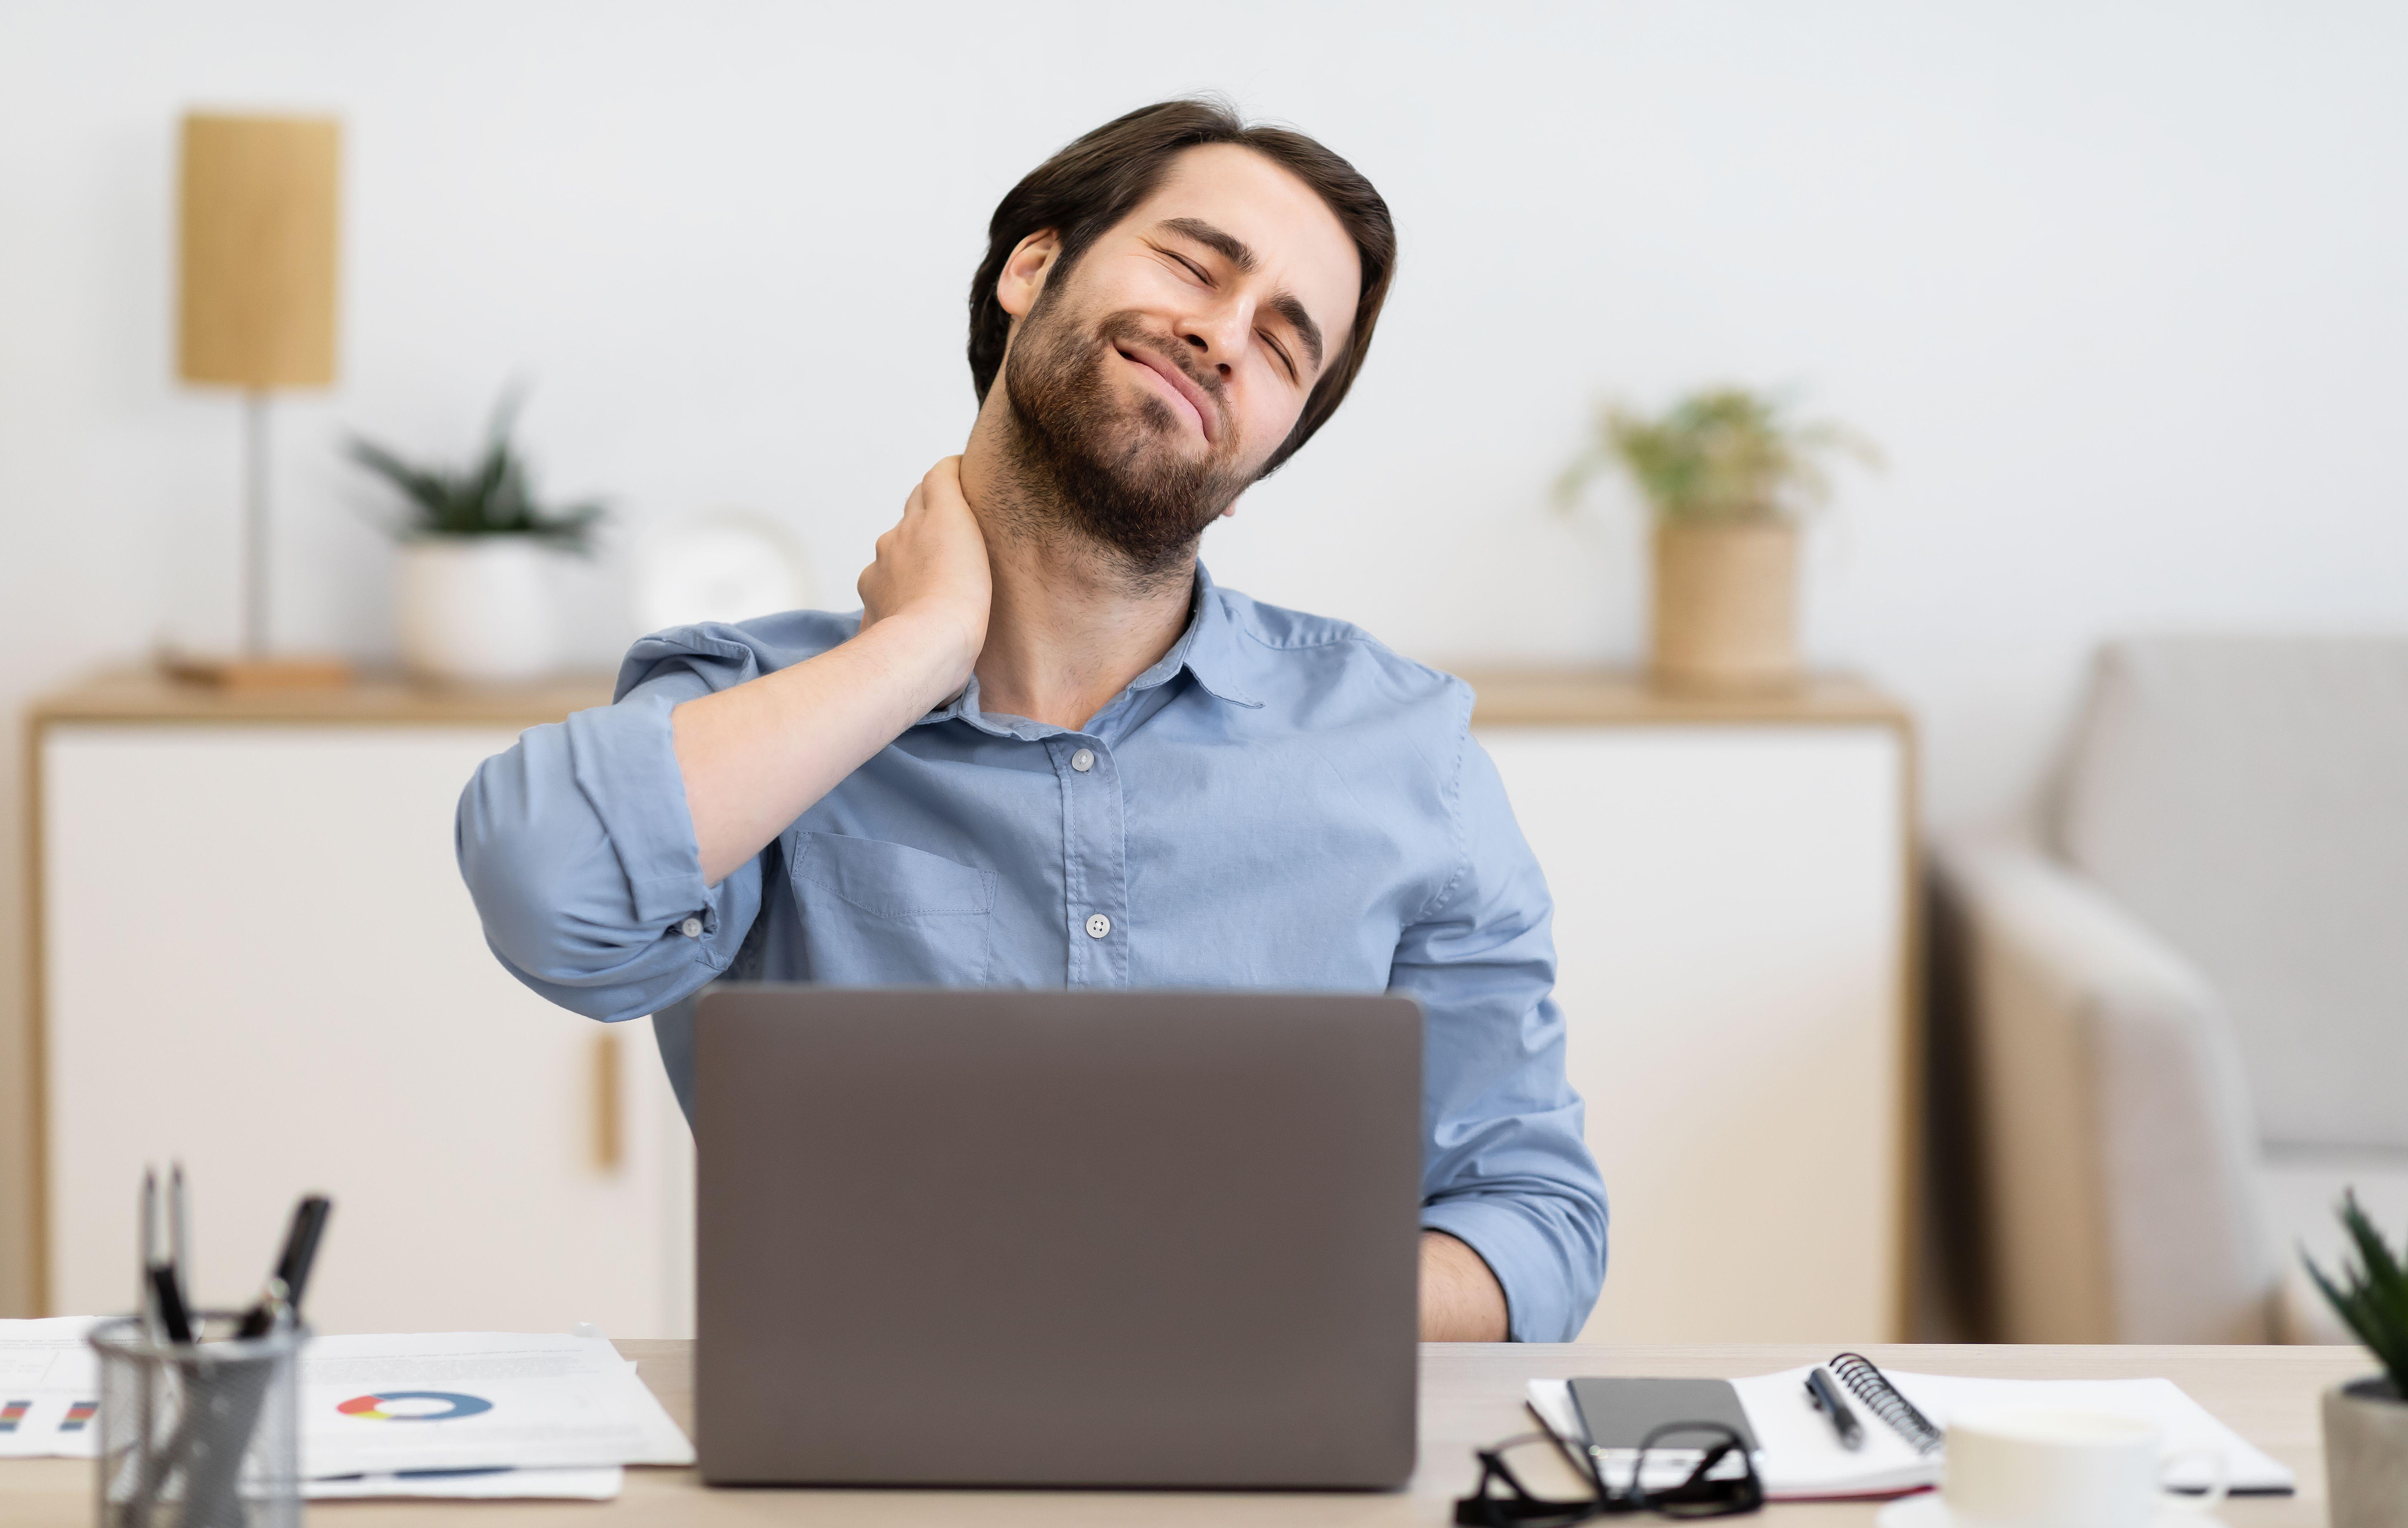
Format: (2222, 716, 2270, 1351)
(349, 392, 605, 553)
(2304, 1192, 2408, 1396)
(1555, 386, 1879, 526)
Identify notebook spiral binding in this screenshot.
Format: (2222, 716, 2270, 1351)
(1830, 1352, 1944, 1455)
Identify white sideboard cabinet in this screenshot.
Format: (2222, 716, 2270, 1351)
(29, 667, 1915, 1346)
(30, 672, 693, 1336)
(1463, 672, 1917, 1344)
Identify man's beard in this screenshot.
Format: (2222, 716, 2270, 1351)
(999, 296, 1255, 578)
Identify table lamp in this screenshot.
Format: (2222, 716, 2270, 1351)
(169, 110, 350, 688)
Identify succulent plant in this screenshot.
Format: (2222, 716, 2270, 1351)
(2304, 1191, 2408, 1396)
(350, 390, 604, 553)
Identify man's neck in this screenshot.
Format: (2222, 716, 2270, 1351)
(956, 408, 1199, 733)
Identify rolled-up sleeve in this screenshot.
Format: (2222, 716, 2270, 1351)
(455, 629, 771, 1023)
(1394, 722, 1609, 1342)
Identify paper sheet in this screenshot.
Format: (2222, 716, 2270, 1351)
(0, 1318, 104, 1460)
(1533, 1365, 2294, 1501)
(306, 1466, 624, 1500)
(1881, 1369, 2293, 1493)
(1, 1322, 687, 1484)
(300, 1333, 692, 1477)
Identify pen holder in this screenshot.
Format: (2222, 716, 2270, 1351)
(89, 1314, 308, 1528)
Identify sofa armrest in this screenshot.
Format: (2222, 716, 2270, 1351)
(1936, 828, 2273, 1342)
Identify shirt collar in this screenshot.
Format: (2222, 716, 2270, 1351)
(1130, 564, 1264, 710)
(916, 563, 1262, 735)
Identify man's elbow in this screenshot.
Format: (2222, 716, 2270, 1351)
(456, 759, 646, 986)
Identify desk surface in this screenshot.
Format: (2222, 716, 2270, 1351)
(0, 1341, 2364, 1525)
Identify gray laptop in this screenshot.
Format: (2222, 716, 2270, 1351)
(693, 986, 1423, 1489)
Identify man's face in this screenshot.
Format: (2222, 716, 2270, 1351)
(997, 143, 1362, 572)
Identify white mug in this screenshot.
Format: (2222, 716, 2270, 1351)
(1942, 1407, 2229, 1528)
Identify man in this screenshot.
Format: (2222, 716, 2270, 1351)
(458, 100, 1607, 1342)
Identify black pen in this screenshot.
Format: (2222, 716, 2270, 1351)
(170, 1162, 190, 1299)
(144, 1163, 195, 1344)
(1805, 1366, 1863, 1450)
(149, 1263, 195, 1345)
(238, 1195, 332, 1338)
(139, 1168, 162, 1340)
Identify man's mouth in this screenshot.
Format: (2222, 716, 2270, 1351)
(1115, 344, 1218, 444)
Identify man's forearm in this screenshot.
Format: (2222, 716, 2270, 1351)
(672, 613, 966, 885)
(1419, 1230, 1510, 1341)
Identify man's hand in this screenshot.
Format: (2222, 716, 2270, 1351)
(856, 457, 991, 702)
(1420, 1230, 1510, 1341)
(671, 459, 995, 886)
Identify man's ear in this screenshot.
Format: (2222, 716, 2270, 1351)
(995, 230, 1062, 321)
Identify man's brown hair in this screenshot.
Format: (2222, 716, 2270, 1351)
(968, 98, 1396, 478)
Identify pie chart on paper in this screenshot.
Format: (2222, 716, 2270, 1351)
(336, 1391, 494, 1422)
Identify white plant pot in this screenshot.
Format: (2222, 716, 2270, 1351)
(396, 536, 561, 684)
(2326, 1377, 2408, 1528)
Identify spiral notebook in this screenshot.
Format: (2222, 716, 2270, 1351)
(1529, 1352, 2293, 1501)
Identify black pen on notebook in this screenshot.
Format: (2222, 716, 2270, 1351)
(1805, 1365, 1863, 1451)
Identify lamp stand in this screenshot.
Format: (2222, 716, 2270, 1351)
(157, 390, 350, 691)
(243, 389, 271, 657)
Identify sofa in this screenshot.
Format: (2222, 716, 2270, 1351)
(1934, 635, 2408, 1343)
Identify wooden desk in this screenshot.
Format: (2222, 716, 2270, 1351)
(0, 1341, 2361, 1525)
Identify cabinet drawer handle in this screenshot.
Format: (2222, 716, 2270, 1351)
(593, 1031, 623, 1173)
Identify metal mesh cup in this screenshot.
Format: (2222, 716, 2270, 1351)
(89, 1314, 307, 1528)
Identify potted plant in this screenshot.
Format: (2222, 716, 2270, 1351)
(1557, 387, 1875, 691)
(350, 394, 604, 684)
(2307, 1193, 2408, 1528)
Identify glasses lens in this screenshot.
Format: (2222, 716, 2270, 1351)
(1456, 1435, 1605, 1527)
(1633, 1423, 1763, 1519)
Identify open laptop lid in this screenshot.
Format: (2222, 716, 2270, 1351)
(693, 987, 1423, 1489)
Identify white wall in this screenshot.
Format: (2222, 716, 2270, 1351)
(4, 0, 2405, 1312)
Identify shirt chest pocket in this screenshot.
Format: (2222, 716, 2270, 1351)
(788, 831, 997, 986)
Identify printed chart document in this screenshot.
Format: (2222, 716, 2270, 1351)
(301, 1333, 691, 1477)
(307, 1465, 625, 1500)
(0, 1317, 103, 1459)
(2, 1324, 686, 1497)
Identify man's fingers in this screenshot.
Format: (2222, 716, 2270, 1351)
(921, 457, 968, 516)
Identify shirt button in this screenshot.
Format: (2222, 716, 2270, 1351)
(1071, 748, 1095, 773)
(1085, 913, 1112, 939)
(679, 917, 703, 939)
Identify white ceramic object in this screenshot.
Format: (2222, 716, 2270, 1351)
(2325, 1379, 2408, 1528)
(396, 535, 560, 684)
(630, 514, 812, 636)
(1878, 1407, 2225, 1528)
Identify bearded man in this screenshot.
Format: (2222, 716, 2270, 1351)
(458, 100, 1608, 1342)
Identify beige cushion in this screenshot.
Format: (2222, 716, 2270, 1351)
(1938, 829, 2275, 1343)
(2053, 637, 2408, 1151)
(2260, 1146, 2408, 1345)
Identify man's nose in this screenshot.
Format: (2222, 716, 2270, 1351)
(1178, 302, 1251, 378)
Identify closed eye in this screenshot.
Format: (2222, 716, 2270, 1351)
(1151, 243, 1213, 287)
(1259, 331, 1298, 383)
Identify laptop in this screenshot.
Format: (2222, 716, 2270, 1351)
(692, 986, 1423, 1489)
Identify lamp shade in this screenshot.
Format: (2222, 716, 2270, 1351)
(178, 112, 341, 388)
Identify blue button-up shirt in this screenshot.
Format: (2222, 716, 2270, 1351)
(457, 569, 1607, 1340)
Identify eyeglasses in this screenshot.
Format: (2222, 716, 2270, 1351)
(1454, 1422, 1765, 1525)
